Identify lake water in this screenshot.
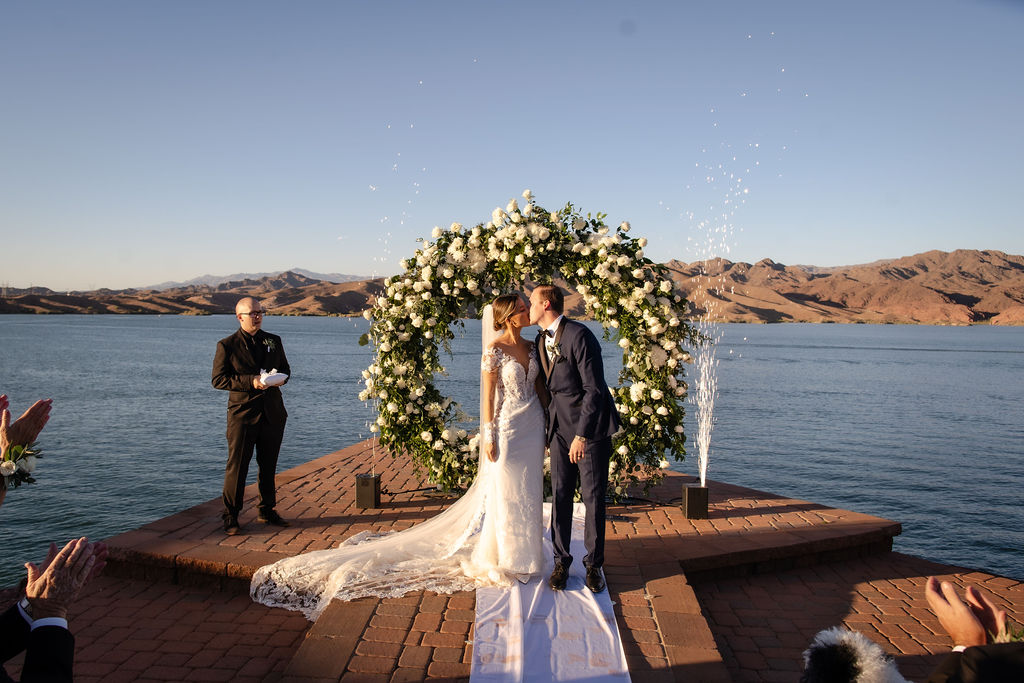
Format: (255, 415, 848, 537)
(0, 315, 1021, 586)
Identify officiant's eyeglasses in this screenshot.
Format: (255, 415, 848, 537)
(239, 311, 264, 318)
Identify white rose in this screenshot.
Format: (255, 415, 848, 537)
(656, 406, 669, 416)
(650, 389, 663, 400)
(573, 218, 586, 230)
(431, 226, 443, 239)
(638, 238, 648, 247)
(617, 445, 629, 456)
(450, 222, 462, 232)
(515, 254, 524, 265)
(421, 431, 433, 442)
(362, 309, 373, 320)
(506, 199, 519, 213)
(629, 416, 639, 425)
(675, 425, 684, 433)
(492, 207, 506, 223)
(522, 189, 533, 200)
(619, 338, 629, 349)
(387, 402, 399, 413)
(620, 221, 631, 232)
(642, 406, 654, 415)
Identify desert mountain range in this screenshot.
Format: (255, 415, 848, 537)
(2, 250, 1022, 325)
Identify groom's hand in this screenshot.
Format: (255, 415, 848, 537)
(569, 436, 586, 463)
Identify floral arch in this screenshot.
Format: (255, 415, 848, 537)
(359, 191, 699, 494)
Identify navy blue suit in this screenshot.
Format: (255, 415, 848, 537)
(535, 318, 621, 570)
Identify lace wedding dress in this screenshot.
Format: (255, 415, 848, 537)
(251, 308, 545, 620)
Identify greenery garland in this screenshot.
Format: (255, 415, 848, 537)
(359, 191, 700, 495)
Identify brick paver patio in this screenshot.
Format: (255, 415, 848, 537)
(3, 439, 1020, 682)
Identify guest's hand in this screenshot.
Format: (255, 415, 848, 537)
(569, 436, 586, 464)
(253, 377, 267, 390)
(0, 398, 53, 454)
(925, 576, 1007, 647)
(25, 537, 99, 620)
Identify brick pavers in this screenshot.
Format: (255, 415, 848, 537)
(8, 438, 1014, 681)
(694, 552, 1024, 682)
(2, 574, 309, 683)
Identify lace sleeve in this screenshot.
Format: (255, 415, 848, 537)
(481, 347, 501, 373)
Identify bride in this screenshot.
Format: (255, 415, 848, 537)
(251, 293, 548, 619)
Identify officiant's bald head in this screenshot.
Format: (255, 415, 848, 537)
(235, 297, 264, 334)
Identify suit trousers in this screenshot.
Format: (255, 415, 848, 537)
(549, 431, 611, 570)
(223, 416, 285, 518)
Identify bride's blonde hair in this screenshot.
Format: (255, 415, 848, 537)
(490, 294, 521, 331)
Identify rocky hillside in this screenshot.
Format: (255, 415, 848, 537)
(666, 249, 1024, 325)
(2, 250, 1022, 325)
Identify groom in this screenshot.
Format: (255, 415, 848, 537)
(530, 285, 621, 593)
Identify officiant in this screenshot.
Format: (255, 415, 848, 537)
(212, 297, 291, 535)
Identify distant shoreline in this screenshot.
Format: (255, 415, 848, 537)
(3, 249, 1023, 325)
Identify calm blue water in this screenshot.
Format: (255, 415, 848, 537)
(0, 316, 1021, 585)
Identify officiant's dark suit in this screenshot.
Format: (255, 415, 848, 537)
(531, 286, 621, 588)
(212, 298, 290, 532)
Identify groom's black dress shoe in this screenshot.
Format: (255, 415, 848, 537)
(257, 509, 290, 526)
(585, 566, 606, 594)
(549, 563, 569, 591)
(223, 516, 241, 535)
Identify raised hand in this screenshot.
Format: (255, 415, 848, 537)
(0, 398, 53, 454)
(925, 576, 1003, 648)
(25, 537, 100, 620)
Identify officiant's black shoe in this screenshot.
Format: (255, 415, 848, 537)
(549, 563, 569, 591)
(585, 566, 606, 594)
(223, 516, 240, 535)
(257, 509, 290, 526)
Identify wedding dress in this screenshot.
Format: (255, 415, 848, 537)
(251, 306, 545, 620)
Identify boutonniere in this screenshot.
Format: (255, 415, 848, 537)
(546, 340, 562, 360)
(264, 339, 276, 352)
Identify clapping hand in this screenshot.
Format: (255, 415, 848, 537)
(0, 395, 53, 455)
(925, 576, 1008, 648)
(25, 537, 108, 620)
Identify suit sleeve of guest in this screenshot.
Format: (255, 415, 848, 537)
(0, 604, 30, 666)
(211, 338, 256, 392)
(21, 625, 74, 683)
(1, 606, 74, 683)
(926, 643, 1024, 683)
(572, 325, 610, 439)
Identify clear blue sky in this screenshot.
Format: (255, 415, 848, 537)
(2, 0, 1021, 290)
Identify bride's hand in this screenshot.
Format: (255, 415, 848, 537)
(486, 442, 498, 462)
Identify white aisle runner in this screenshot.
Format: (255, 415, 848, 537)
(471, 504, 631, 682)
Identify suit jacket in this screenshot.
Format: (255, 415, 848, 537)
(1, 605, 74, 683)
(926, 643, 1024, 683)
(535, 318, 621, 444)
(212, 328, 290, 426)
